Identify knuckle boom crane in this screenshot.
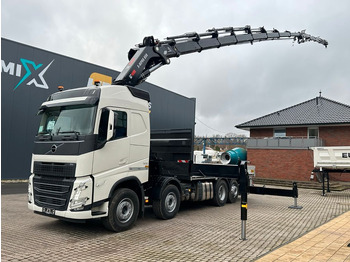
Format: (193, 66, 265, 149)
(115, 25, 328, 86)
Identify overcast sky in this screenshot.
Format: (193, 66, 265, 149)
(2, 0, 349, 136)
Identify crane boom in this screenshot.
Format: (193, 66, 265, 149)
(114, 25, 328, 86)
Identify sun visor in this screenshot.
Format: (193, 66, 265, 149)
(40, 96, 99, 109)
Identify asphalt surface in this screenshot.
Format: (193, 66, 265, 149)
(1, 182, 27, 195)
(2, 184, 350, 261)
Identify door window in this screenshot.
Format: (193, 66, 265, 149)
(112, 111, 127, 139)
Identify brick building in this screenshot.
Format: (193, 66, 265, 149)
(236, 95, 350, 182)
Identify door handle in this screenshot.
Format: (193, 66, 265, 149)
(119, 159, 128, 165)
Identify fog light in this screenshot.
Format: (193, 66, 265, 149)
(70, 197, 89, 210)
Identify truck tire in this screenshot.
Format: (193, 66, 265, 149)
(227, 180, 239, 203)
(212, 179, 228, 206)
(153, 184, 180, 220)
(102, 188, 139, 232)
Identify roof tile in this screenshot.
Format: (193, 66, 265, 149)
(236, 96, 350, 130)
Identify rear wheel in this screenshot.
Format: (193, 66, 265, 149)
(227, 180, 239, 203)
(102, 188, 139, 232)
(153, 184, 181, 220)
(212, 179, 228, 206)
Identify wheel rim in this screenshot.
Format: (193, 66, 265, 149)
(165, 192, 177, 213)
(218, 185, 226, 201)
(116, 198, 134, 223)
(230, 184, 238, 198)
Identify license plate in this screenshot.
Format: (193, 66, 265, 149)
(42, 207, 55, 215)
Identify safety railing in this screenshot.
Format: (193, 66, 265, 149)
(247, 137, 323, 149)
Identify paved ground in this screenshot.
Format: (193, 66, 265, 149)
(2, 186, 350, 261)
(257, 211, 350, 261)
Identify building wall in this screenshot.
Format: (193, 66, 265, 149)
(248, 149, 314, 181)
(320, 126, 350, 146)
(248, 126, 350, 182)
(250, 127, 308, 138)
(250, 128, 273, 137)
(286, 127, 307, 137)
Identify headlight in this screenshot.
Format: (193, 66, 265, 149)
(70, 180, 89, 210)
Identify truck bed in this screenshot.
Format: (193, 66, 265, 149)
(149, 160, 241, 182)
(311, 146, 350, 170)
(149, 128, 242, 182)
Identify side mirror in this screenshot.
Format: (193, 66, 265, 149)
(37, 109, 44, 116)
(106, 109, 115, 141)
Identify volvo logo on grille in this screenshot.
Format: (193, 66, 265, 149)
(51, 144, 58, 153)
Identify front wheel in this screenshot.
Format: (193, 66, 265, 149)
(153, 184, 181, 220)
(102, 188, 139, 232)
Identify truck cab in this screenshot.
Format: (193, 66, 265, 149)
(28, 84, 151, 228)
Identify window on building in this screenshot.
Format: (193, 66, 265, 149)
(308, 127, 319, 138)
(274, 128, 286, 137)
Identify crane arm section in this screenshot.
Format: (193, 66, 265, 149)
(114, 25, 328, 86)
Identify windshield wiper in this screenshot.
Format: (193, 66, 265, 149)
(57, 130, 81, 140)
(57, 130, 80, 135)
(37, 131, 53, 141)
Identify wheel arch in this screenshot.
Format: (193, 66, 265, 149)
(217, 178, 238, 190)
(152, 177, 182, 201)
(108, 176, 145, 217)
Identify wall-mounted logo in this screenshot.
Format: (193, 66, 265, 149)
(1, 58, 54, 90)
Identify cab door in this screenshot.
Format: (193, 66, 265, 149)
(92, 107, 130, 183)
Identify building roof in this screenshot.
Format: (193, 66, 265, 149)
(236, 96, 350, 130)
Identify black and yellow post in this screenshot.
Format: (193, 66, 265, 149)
(239, 162, 248, 240)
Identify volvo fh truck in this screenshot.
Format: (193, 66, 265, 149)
(28, 26, 327, 232)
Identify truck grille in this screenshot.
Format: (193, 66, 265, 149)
(34, 162, 76, 177)
(33, 175, 75, 211)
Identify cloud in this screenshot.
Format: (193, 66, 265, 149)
(2, 0, 349, 136)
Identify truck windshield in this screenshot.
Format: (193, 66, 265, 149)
(38, 105, 97, 136)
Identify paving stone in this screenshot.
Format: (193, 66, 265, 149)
(1, 188, 350, 261)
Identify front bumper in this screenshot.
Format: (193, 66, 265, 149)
(28, 174, 108, 220)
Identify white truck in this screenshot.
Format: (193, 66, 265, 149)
(311, 146, 350, 195)
(28, 84, 244, 231)
(312, 146, 350, 170)
(28, 26, 327, 232)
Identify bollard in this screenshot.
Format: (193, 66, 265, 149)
(239, 163, 248, 240)
(240, 197, 248, 240)
(288, 182, 303, 209)
(241, 220, 247, 240)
